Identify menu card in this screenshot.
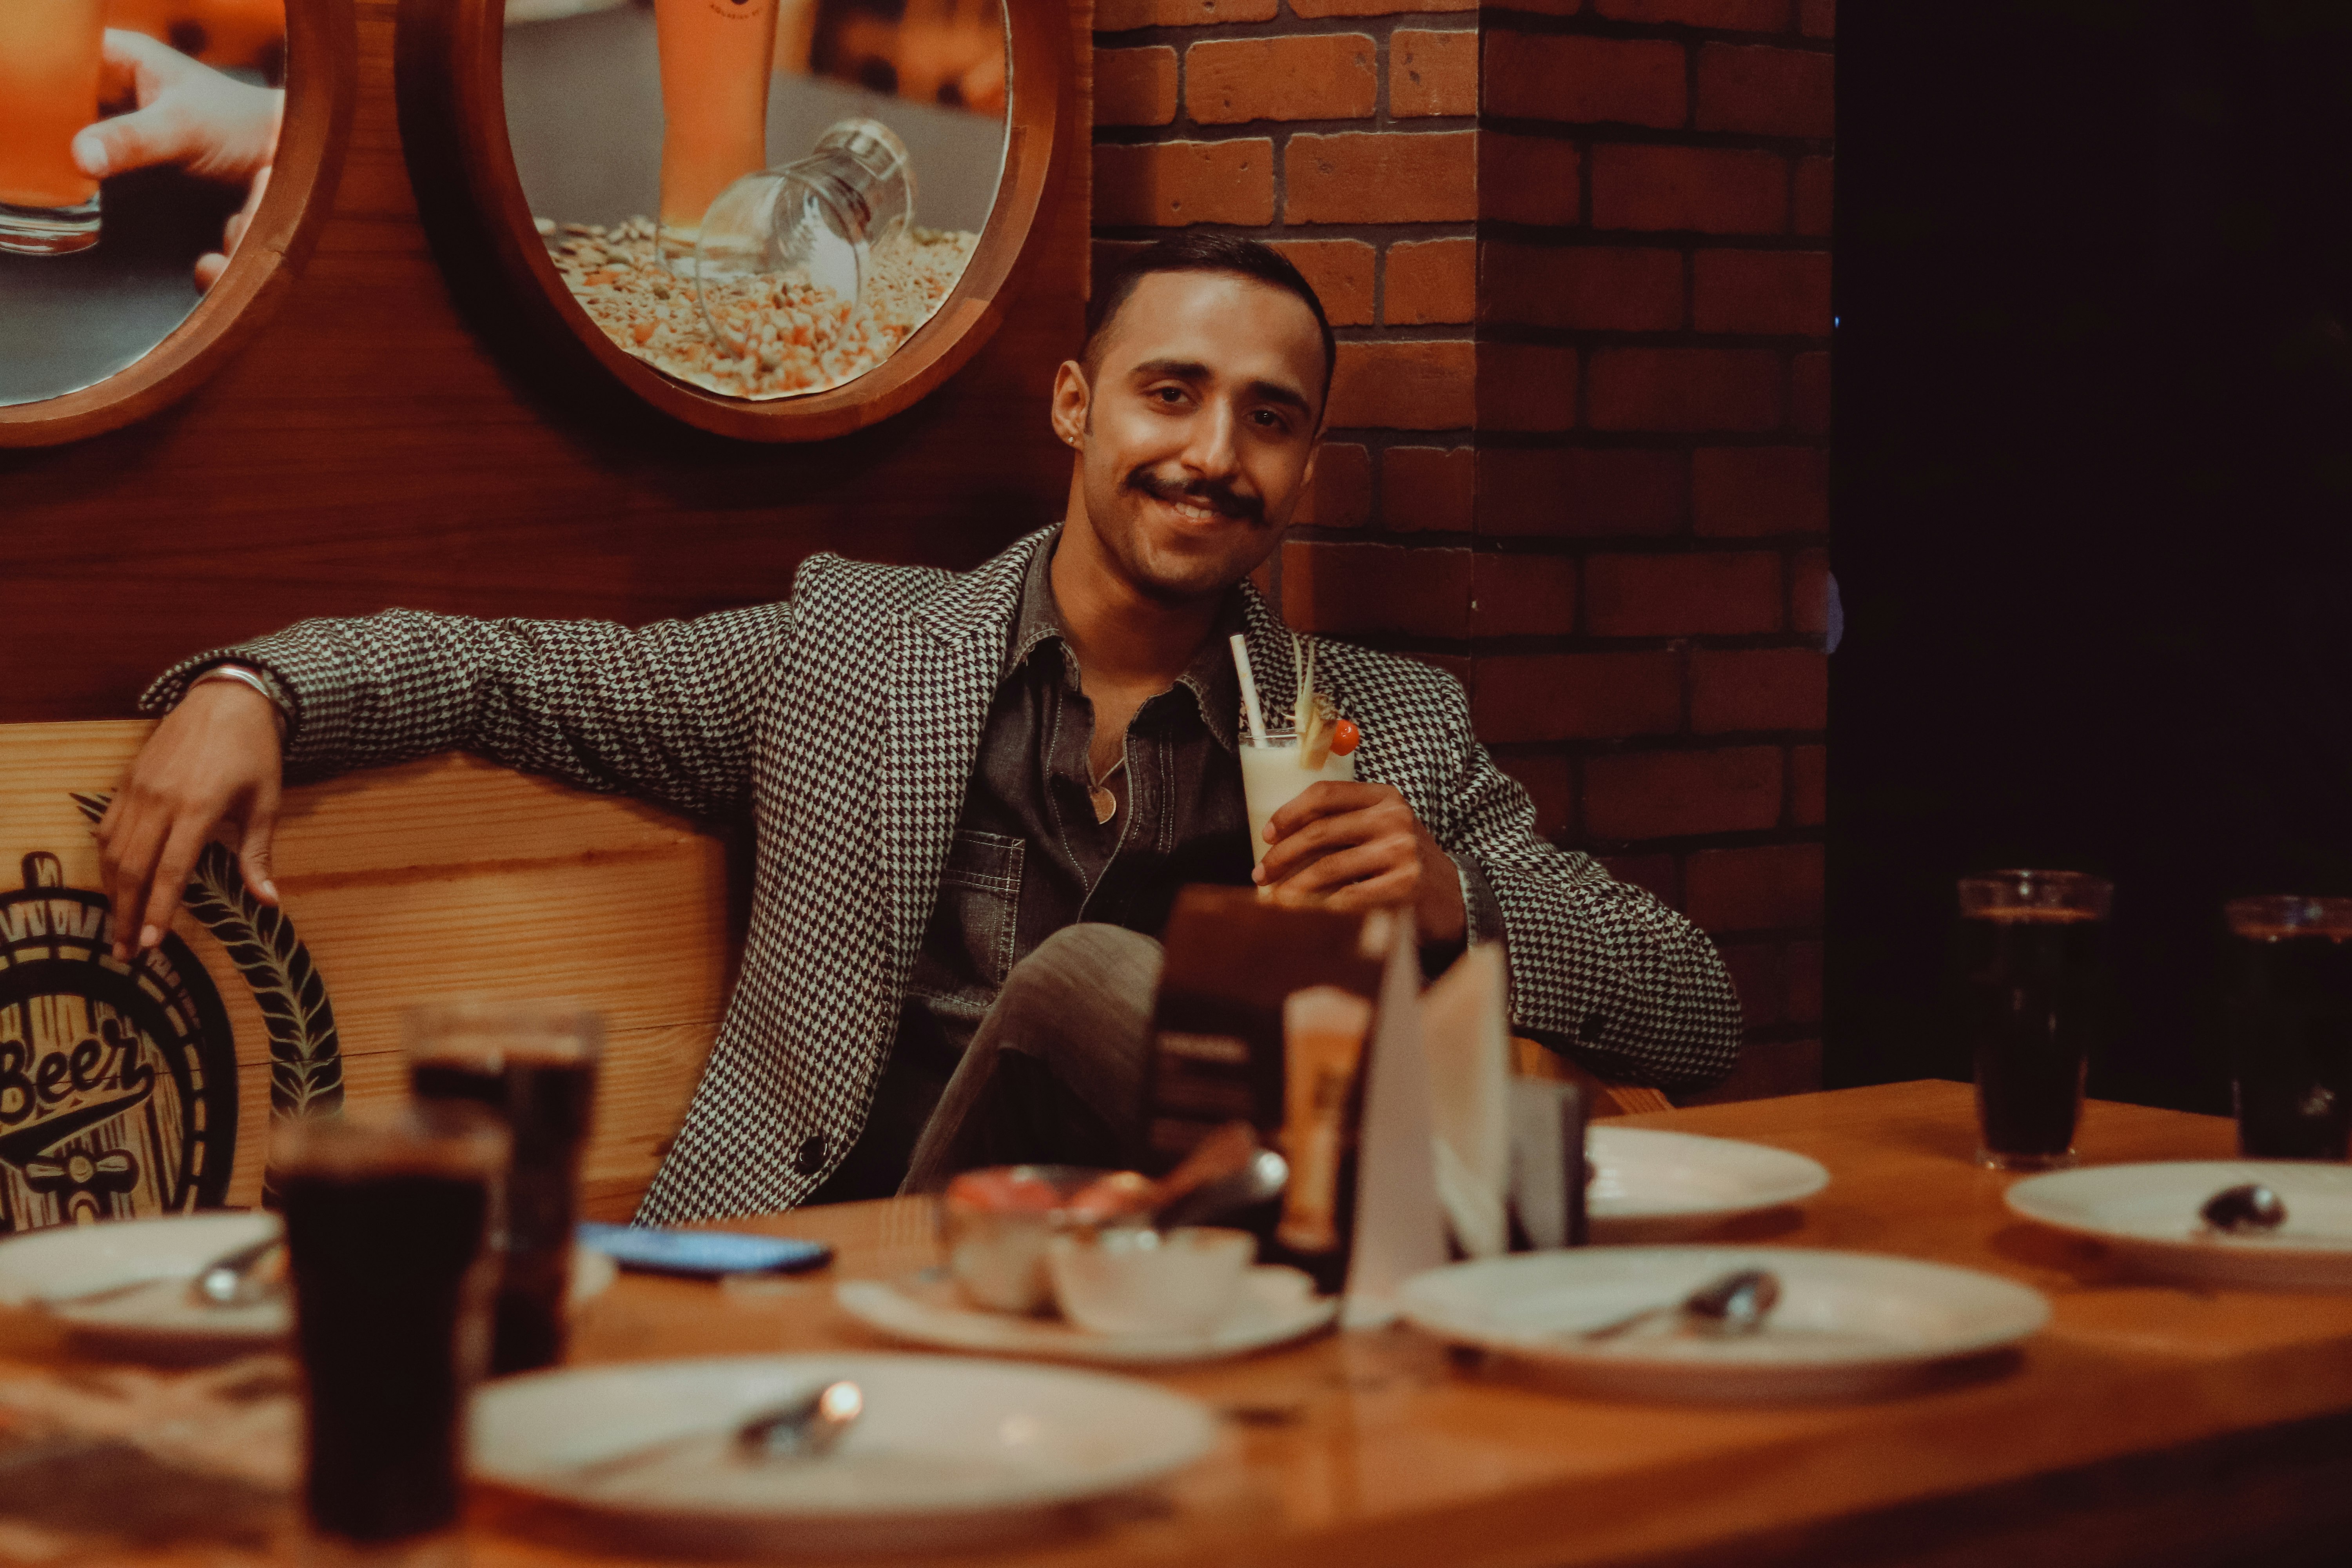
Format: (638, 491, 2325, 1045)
(1143, 889, 1448, 1319)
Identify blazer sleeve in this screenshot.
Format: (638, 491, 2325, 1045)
(1422, 682, 1745, 1093)
(137, 603, 790, 824)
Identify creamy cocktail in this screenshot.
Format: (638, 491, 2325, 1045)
(1241, 729, 1356, 868)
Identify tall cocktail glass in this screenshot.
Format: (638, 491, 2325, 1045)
(1956, 869, 2112, 1171)
(0, 0, 105, 255)
(1240, 729, 1356, 871)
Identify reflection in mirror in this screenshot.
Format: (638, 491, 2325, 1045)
(503, 0, 1005, 401)
(0, 0, 288, 407)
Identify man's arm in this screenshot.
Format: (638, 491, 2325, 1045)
(102, 603, 790, 958)
(1429, 699, 1744, 1093)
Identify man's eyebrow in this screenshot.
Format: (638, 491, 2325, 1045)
(1243, 378, 1313, 416)
(1128, 359, 1313, 416)
(1128, 358, 1211, 382)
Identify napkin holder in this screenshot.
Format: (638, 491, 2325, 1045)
(1506, 1076, 1589, 1250)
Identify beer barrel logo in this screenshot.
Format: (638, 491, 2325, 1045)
(0, 853, 238, 1230)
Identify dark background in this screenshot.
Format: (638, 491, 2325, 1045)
(1831, 1, 2352, 1110)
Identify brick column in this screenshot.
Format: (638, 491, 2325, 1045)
(1091, 0, 1831, 1099)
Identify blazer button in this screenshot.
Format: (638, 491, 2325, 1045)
(794, 1134, 828, 1176)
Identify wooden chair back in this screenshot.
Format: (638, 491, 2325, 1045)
(0, 721, 731, 1224)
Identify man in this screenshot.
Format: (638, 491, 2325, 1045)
(97, 236, 1742, 1223)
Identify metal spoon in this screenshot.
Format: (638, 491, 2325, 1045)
(1156, 1147, 1289, 1230)
(39, 1232, 283, 1311)
(1577, 1268, 1782, 1342)
(189, 1236, 285, 1307)
(738, 1379, 863, 1460)
(2201, 1183, 2287, 1236)
(573, 1379, 864, 1482)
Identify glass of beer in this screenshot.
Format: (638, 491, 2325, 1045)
(0, 0, 105, 255)
(1956, 869, 2112, 1171)
(2224, 896, 2352, 1160)
(405, 999, 602, 1376)
(653, 0, 780, 273)
(278, 1104, 507, 1567)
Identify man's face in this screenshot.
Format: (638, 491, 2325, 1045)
(1054, 270, 1326, 606)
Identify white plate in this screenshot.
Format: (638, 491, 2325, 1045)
(2006, 1161, 2352, 1290)
(0, 1212, 618, 1357)
(1399, 1246, 2049, 1401)
(837, 1266, 1336, 1365)
(1586, 1127, 1830, 1240)
(472, 1353, 1218, 1555)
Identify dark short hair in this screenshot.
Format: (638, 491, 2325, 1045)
(1080, 234, 1336, 415)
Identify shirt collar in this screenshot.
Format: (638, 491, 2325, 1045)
(1006, 530, 1246, 755)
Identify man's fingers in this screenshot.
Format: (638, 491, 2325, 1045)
(1256, 800, 1414, 886)
(139, 820, 211, 953)
(73, 102, 201, 180)
(238, 791, 281, 905)
(1264, 781, 1387, 842)
(1280, 835, 1419, 900)
(103, 807, 167, 960)
(1318, 866, 1419, 913)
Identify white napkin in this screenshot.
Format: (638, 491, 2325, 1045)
(1340, 910, 1448, 1328)
(1419, 944, 1512, 1259)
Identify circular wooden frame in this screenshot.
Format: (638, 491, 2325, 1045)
(0, 0, 359, 449)
(395, 0, 1069, 443)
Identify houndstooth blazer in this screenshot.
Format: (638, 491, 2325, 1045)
(147, 528, 1742, 1223)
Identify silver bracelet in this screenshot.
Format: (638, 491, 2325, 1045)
(191, 664, 290, 735)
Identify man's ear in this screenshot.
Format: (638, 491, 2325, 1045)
(1050, 360, 1090, 450)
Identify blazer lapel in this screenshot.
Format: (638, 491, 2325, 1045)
(873, 531, 1049, 985)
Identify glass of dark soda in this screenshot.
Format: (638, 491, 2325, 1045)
(405, 1000, 603, 1376)
(1956, 869, 2112, 1171)
(2224, 896, 2352, 1160)
(278, 1103, 507, 1567)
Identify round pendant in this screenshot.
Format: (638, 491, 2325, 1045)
(1090, 786, 1116, 824)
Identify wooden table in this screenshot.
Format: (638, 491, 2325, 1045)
(14, 1081, 2352, 1567)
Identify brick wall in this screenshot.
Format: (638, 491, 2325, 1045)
(1090, 0, 1831, 1099)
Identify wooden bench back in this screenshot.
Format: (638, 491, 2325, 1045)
(0, 721, 731, 1223)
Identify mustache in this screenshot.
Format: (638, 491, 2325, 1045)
(1122, 466, 1265, 526)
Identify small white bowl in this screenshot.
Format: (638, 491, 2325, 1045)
(1047, 1227, 1255, 1337)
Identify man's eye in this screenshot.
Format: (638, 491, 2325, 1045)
(1151, 387, 1187, 404)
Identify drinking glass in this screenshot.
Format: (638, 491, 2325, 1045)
(1956, 869, 2112, 1171)
(1239, 730, 1356, 871)
(2224, 896, 2352, 1160)
(278, 1104, 507, 1567)
(405, 999, 602, 1376)
(653, 0, 780, 274)
(0, 0, 105, 256)
(692, 118, 914, 351)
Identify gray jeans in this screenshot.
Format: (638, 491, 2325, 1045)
(897, 923, 1162, 1192)
(779, 923, 1166, 1201)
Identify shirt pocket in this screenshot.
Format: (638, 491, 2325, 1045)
(907, 829, 1026, 1011)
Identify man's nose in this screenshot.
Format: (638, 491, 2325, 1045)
(1180, 400, 1240, 478)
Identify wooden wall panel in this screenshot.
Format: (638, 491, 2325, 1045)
(0, 0, 1092, 724)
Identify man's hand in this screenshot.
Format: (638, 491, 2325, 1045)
(1251, 781, 1466, 946)
(72, 30, 283, 290)
(96, 680, 285, 961)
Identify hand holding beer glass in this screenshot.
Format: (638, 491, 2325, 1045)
(0, 0, 106, 254)
(654, 0, 780, 274)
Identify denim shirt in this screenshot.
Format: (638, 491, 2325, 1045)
(904, 533, 1254, 1058)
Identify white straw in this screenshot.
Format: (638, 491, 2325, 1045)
(1230, 633, 1269, 748)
